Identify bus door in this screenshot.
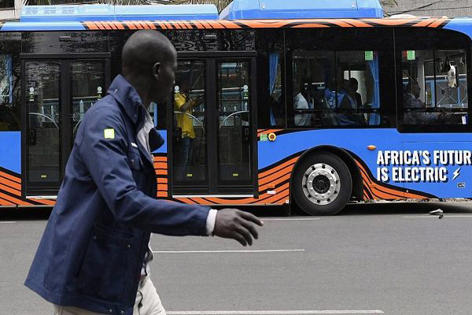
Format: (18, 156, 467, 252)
(22, 57, 110, 196)
(171, 57, 257, 196)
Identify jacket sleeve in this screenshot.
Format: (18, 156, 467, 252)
(78, 105, 210, 236)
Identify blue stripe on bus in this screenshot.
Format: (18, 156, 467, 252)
(0, 132, 21, 174)
(152, 130, 167, 154)
(258, 129, 472, 198)
(20, 4, 218, 22)
(1, 22, 86, 31)
(219, 0, 383, 20)
(444, 18, 472, 40)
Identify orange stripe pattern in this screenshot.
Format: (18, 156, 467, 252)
(154, 155, 169, 198)
(173, 155, 300, 206)
(354, 160, 430, 201)
(82, 17, 450, 31)
(0, 150, 436, 207)
(0, 169, 55, 206)
(152, 152, 299, 206)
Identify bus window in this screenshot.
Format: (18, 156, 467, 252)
(268, 52, 284, 127)
(256, 30, 285, 128)
(291, 50, 380, 128)
(401, 49, 468, 127)
(0, 33, 20, 131)
(336, 51, 380, 127)
(0, 55, 17, 131)
(435, 50, 468, 109)
(71, 61, 105, 139)
(291, 50, 334, 127)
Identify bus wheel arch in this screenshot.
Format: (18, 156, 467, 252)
(290, 146, 362, 215)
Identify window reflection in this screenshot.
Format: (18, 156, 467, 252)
(71, 61, 105, 138)
(0, 33, 21, 131)
(22, 32, 107, 54)
(402, 49, 468, 126)
(26, 61, 61, 184)
(173, 61, 207, 183)
(291, 50, 380, 128)
(217, 62, 251, 183)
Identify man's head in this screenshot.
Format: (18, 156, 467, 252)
(122, 30, 177, 104)
(349, 78, 359, 92)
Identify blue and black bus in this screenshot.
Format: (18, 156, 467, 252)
(0, 0, 471, 215)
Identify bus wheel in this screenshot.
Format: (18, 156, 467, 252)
(293, 152, 352, 216)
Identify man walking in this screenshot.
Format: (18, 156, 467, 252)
(25, 30, 262, 315)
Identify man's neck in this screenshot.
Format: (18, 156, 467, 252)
(124, 74, 151, 107)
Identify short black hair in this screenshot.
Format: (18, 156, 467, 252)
(122, 30, 176, 76)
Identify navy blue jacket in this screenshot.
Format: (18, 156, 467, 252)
(25, 75, 210, 315)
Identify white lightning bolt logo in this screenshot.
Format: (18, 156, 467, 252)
(453, 167, 461, 180)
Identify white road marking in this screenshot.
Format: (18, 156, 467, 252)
(167, 310, 384, 314)
(403, 215, 472, 219)
(153, 249, 305, 254)
(262, 218, 321, 221)
(0, 221, 16, 224)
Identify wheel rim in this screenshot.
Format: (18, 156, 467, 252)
(302, 163, 341, 206)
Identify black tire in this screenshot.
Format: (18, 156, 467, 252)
(293, 152, 352, 216)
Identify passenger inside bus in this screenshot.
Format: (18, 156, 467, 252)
(338, 79, 357, 109)
(349, 78, 363, 107)
(291, 50, 379, 128)
(403, 79, 442, 125)
(293, 81, 313, 127)
(174, 78, 203, 181)
(403, 79, 424, 109)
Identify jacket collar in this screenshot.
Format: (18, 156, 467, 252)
(108, 75, 143, 125)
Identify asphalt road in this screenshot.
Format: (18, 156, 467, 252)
(2, 202, 472, 315)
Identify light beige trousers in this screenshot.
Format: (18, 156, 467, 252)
(53, 276, 166, 315)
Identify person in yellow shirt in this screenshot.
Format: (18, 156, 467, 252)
(174, 79, 202, 180)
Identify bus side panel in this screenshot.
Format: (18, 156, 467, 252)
(258, 129, 472, 201)
(0, 131, 23, 206)
(171, 129, 295, 206)
(170, 149, 295, 206)
(0, 131, 20, 174)
(0, 132, 48, 206)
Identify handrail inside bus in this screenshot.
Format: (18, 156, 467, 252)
(28, 112, 59, 129)
(221, 110, 249, 127)
(174, 111, 204, 126)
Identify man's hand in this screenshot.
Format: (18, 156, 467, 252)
(213, 209, 263, 246)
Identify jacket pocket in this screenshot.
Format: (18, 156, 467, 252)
(76, 224, 133, 302)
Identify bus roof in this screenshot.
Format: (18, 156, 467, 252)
(219, 0, 384, 20)
(20, 4, 218, 23)
(1, 4, 471, 41)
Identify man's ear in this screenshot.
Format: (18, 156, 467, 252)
(152, 62, 160, 80)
